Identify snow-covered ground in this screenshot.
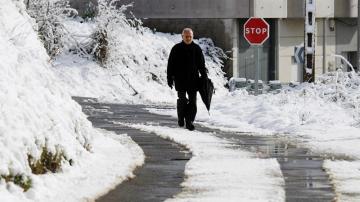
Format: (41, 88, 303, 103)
(3, 0, 360, 201)
(0, 1, 143, 201)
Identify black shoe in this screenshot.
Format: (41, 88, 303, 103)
(185, 121, 195, 131)
(178, 119, 184, 127)
(177, 99, 187, 127)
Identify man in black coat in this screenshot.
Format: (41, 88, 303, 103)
(167, 28, 208, 131)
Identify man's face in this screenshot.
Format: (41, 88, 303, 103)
(182, 31, 193, 45)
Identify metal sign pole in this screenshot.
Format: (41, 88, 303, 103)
(254, 45, 260, 95)
(243, 18, 269, 93)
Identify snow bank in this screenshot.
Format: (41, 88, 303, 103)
(324, 160, 360, 202)
(0, 1, 143, 201)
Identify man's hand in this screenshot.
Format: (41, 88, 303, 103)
(168, 80, 173, 89)
(201, 74, 208, 80)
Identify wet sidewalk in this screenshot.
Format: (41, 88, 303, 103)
(73, 97, 190, 202)
(73, 97, 336, 202)
(198, 129, 336, 202)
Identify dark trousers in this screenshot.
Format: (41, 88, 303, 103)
(177, 91, 197, 122)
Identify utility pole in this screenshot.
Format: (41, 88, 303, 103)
(323, 18, 327, 74)
(358, 0, 360, 70)
(304, 0, 316, 82)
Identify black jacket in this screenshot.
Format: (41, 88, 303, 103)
(167, 41, 207, 91)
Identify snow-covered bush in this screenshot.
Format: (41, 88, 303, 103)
(26, 0, 77, 58)
(198, 38, 228, 91)
(90, 0, 138, 66)
(316, 71, 360, 125)
(91, 28, 108, 65)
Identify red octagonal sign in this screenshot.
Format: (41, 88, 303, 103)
(244, 18, 270, 45)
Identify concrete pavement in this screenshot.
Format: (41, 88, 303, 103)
(73, 96, 336, 202)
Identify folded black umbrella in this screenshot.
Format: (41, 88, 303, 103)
(198, 77, 215, 112)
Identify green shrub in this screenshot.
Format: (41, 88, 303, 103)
(28, 147, 65, 174)
(0, 174, 32, 192)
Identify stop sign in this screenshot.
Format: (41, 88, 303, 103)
(244, 18, 270, 45)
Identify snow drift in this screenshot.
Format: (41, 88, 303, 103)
(0, 1, 143, 201)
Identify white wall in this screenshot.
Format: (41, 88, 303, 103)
(253, 0, 287, 18)
(316, 0, 334, 18)
(287, 0, 358, 18)
(277, 19, 336, 82)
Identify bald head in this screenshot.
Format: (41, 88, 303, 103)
(182, 28, 194, 45)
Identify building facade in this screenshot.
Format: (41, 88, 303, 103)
(74, 0, 359, 82)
